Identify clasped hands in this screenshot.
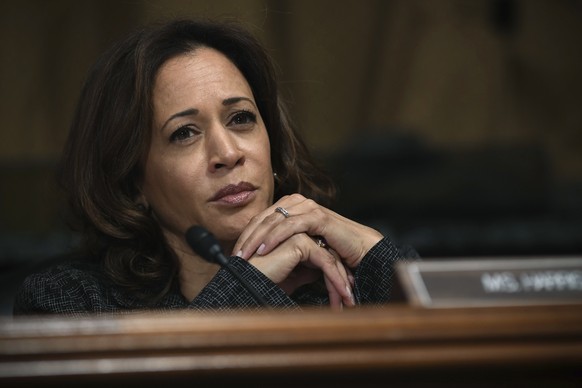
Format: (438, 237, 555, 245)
(232, 194, 383, 310)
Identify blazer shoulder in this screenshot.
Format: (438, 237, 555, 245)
(13, 258, 109, 315)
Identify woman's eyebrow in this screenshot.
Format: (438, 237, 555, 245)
(223, 96, 255, 106)
(160, 108, 199, 131)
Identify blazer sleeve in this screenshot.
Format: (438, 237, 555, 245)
(352, 236, 420, 304)
(13, 258, 299, 315)
(189, 256, 299, 310)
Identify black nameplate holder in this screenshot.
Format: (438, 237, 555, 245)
(395, 257, 582, 308)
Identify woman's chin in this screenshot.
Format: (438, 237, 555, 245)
(211, 224, 244, 246)
(206, 209, 265, 249)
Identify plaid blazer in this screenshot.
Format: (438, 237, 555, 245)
(13, 237, 418, 316)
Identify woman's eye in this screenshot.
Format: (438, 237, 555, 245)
(170, 126, 195, 142)
(230, 111, 256, 126)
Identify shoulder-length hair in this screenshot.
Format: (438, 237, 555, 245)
(58, 18, 335, 302)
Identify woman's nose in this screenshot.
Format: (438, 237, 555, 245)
(207, 126, 245, 172)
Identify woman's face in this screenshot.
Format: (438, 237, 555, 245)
(140, 47, 274, 253)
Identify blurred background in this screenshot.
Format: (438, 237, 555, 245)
(1, 0, 581, 313)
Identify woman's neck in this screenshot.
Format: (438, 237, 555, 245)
(178, 255, 220, 301)
(164, 231, 228, 301)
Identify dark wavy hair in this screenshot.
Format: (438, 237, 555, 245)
(58, 18, 336, 302)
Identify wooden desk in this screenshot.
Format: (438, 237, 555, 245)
(1, 304, 581, 387)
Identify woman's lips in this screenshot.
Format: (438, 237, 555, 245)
(210, 182, 257, 205)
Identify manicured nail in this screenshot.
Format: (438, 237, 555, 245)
(346, 285, 355, 305)
(257, 243, 266, 255)
(348, 274, 355, 286)
(235, 250, 243, 258)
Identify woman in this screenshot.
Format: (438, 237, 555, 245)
(14, 18, 418, 315)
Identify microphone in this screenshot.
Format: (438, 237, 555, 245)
(186, 225, 268, 307)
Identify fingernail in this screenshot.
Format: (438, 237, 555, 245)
(235, 250, 243, 258)
(257, 243, 266, 255)
(346, 285, 355, 305)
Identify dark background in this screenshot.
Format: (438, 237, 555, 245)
(1, 0, 581, 314)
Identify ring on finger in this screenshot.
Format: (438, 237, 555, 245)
(275, 206, 290, 218)
(313, 235, 328, 249)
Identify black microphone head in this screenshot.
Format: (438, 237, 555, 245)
(185, 225, 227, 265)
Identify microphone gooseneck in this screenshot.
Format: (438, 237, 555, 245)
(186, 225, 229, 266)
(185, 225, 268, 307)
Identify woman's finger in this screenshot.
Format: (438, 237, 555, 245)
(235, 194, 322, 259)
(247, 232, 353, 307)
(324, 275, 343, 311)
(232, 194, 304, 258)
(238, 194, 383, 268)
(304, 239, 354, 307)
(346, 266, 355, 287)
(330, 248, 355, 307)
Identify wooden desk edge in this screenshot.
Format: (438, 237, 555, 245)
(1, 304, 581, 383)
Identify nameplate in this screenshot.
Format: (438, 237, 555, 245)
(395, 257, 582, 308)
